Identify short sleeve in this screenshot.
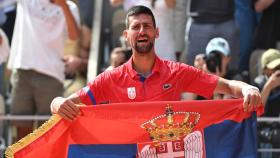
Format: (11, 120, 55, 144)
(179, 64, 218, 99)
(76, 75, 103, 105)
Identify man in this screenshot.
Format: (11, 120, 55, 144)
(105, 47, 129, 71)
(253, 48, 280, 158)
(51, 5, 261, 121)
(7, 0, 79, 140)
(191, 37, 236, 100)
(195, 37, 232, 78)
(176, 0, 239, 72)
(254, 49, 280, 116)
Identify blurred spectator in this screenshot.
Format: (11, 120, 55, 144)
(182, 0, 240, 72)
(206, 37, 247, 84)
(254, 49, 280, 158)
(78, 0, 94, 58)
(250, 0, 280, 86)
(0, 0, 17, 44)
(253, 0, 280, 50)
(110, 0, 185, 61)
(0, 28, 9, 140)
(193, 53, 205, 71)
(186, 37, 241, 100)
(0, 94, 4, 140)
(7, 0, 79, 141)
(62, 0, 94, 97)
(235, 0, 259, 73)
(63, 38, 89, 97)
(105, 47, 127, 71)
(0, 28, 9, 97)
(254, 49, 280, 116)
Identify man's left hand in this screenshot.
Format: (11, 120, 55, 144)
(243, 87, 262, 112)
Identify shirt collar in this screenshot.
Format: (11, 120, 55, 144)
(125, 55, 161, 79)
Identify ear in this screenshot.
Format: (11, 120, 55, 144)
(123, 30, 128, 41)
(155, 27, 159, 39)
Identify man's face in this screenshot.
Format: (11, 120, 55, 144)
(123, 14, 159, 55)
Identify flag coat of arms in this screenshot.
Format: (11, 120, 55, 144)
(5, 99, 263, 158)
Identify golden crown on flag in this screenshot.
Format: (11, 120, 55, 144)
(140, 104, 200, 144)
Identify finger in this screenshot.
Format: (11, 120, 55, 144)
(58, 110, 74, 121)
(256, 93, 262, 108)
(63, 105, 79, 117)
(253, 93, 260, 110)
(60, 105, 78, 119)
(70, 104, 81, 115)
(250, 92, 262, 110)
(243, 95, 249, 112)
(247, 93, 255, 112)
(65, 101, 80, 115)
(250, 93, 259, 112)
(60, 104, 78, 119)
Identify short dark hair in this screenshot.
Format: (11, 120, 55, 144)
(125, 5, 156, 29)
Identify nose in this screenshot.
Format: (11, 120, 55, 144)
(139, 26, 146, 34)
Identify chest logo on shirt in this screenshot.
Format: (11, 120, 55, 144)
(127, 87, 136, 99)
(163, 83, 172, 90)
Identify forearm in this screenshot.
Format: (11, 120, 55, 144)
(60, 2, 80, 40)
(174, 0, 187, 53)
(227, 80, 247, 98)
(110, 0, 124, 7)
(215, 77, 262, 112)
(261, 82, 273, 105)
(215, 78, 241, 98)
(215, 78, 256, 98)
(255, 0, 274, 12)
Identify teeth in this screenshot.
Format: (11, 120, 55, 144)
(138, 39, 148, 42)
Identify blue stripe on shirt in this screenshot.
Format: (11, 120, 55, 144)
(83, 87, 97, 105)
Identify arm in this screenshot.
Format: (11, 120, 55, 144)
(261, 71, 280, 105)
(165, 0, 176, 9)
(254, 0, 274, 12)
(214, 77, 262, 112)
(110, 0, 124, 7)
(173, 0, 187, 61)
(53, 0, 80, 40)
(50, 93, 84, 121)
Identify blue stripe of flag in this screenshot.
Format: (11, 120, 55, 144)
(68, 144, 137, 158)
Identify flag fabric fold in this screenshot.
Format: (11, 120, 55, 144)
(5, 99, 263, 158)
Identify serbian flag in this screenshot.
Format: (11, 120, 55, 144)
(5, 99, 263, 158)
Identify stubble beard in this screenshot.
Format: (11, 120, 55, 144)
(135, 42, 154, 55)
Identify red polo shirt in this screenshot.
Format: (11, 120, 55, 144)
(77, 56, 218, 105)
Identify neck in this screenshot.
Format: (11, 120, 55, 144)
(132, 51, 156, 74)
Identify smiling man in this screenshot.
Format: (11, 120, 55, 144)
(51, 5, 261, 122)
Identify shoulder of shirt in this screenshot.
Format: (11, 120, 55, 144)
(97, 64, 126, 78)
(161, 59, 193, 70)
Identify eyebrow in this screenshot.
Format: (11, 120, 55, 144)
(130, 21, 153, 27)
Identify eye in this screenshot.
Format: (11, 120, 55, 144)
(131, 24, 140, 30)
(143, 24, 152, 29)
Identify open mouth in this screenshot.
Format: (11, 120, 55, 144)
(137, 38, 149, 43)
(137, 34, 149, 43)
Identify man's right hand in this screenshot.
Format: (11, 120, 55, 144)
(51, 97, 83, 121)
